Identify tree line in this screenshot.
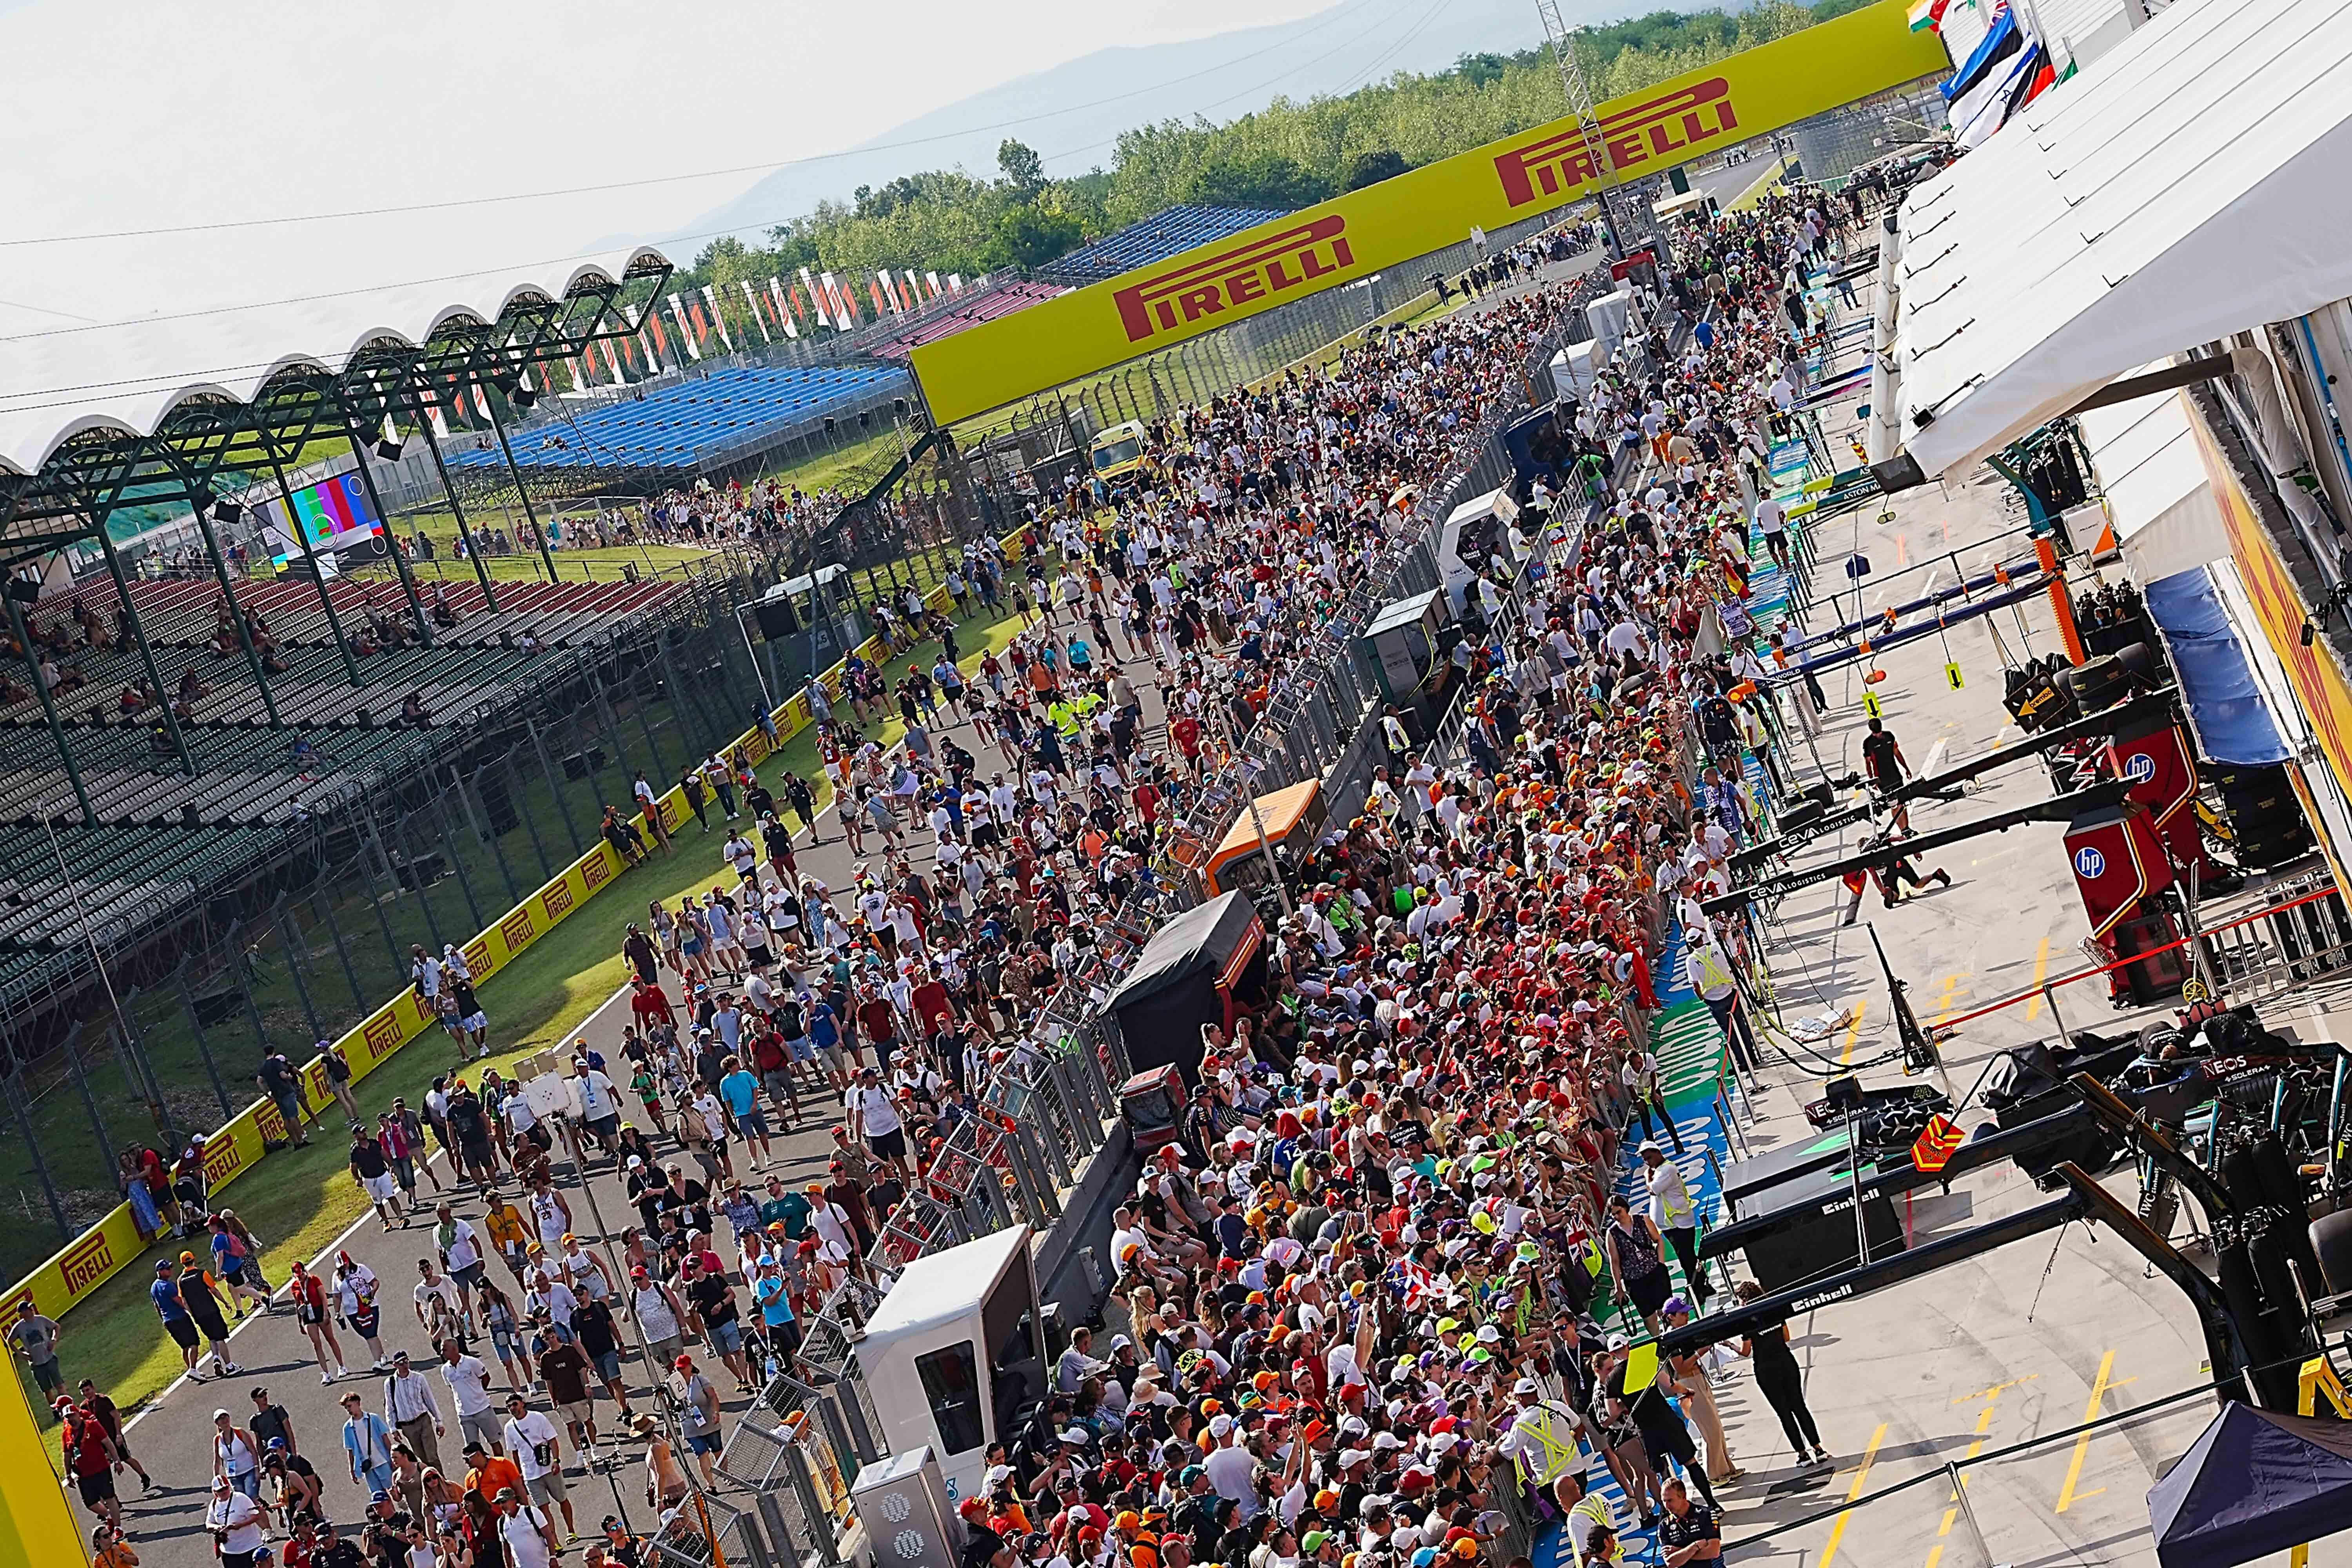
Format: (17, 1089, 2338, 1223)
(675, 1, 1861, 312)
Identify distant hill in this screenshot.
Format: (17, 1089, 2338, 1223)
(675, 0, 1641, 243)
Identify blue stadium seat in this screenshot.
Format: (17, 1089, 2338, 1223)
(1034, 205, 1288, 289)
(446, 362, 910, 476)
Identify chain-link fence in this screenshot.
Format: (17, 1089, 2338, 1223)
(0, 573, 811, 1274)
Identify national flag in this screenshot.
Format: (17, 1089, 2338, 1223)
(1907, 0, 1947, 30)
(701, 285, 736, 353)
(1909, 1114, 1967, 1174)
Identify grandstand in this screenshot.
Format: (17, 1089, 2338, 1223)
(868, 279, 1064, 361)
(0, 570, 705, 1035)
(1033, 204, 1287, 288)
(446, 361, 911, 485)
(1, 575, 687, 829)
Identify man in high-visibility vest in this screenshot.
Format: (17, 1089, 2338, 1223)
(1555, 1466, 1620, 1566)
(1685, 931, 1758, 1071)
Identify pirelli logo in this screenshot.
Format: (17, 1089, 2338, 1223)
(256, 1099, 289, 1145)
(463, 936, 493, 976)
(501, 907, 537, 953)
(204, 1134, 245, 1186)
(60, 1229, 114, 1296)
(1494, 79, 1740, 208)
(542, 879, 576, 920)
(581, 853, 611, 893)
(1113, 214, 1356, 344)
(363, 1009, 404, 1060)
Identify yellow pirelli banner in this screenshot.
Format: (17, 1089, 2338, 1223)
(913, 0, 1946, 425)
(0, 841, 624, 1327)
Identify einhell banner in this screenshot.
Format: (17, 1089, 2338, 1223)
(911, 0, 1945, 424)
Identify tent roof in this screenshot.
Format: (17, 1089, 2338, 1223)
(1887, 0, 2352, 478)
(2148, 1401, 2352, 1568)
(0, 245, 673, 480)
(1106, 891, 1264, 1013)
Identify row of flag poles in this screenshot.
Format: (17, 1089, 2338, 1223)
(379, 263, 978, 436)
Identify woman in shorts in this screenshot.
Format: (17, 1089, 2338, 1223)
(332, 1251, 390, 1371)
(287, 1260, 349, 1384)
(675, 897, 712, 986)
(479, 1280, 530, 1393)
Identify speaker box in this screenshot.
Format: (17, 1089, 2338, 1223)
(191, 989, 243, 1028)
(477, 770, 520, 837)
(1776, 799, 1826, 835)
(394, 853, 446, 891)
(751, 597, 801, 641)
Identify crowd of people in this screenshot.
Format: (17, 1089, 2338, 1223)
(34, 186, 1861, 1568)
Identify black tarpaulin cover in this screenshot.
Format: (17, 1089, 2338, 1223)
(2147, 1400, 2352, 1568)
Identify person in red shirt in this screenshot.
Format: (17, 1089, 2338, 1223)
(629, 977, 675, 1031)
(1169, 713, 1203, 773)
(59, 1399, 125, 1532)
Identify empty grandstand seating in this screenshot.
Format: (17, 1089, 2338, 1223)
(446, 361, 910, 477)
(1034, 205, 1287, 289)
(869, 279, 1065, 361)
(1, 575, 688, 828)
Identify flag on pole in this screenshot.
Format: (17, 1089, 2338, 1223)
(701, 285, 736, 353)
(769, 278, 798, 339)
(666, 296, 701, 360)
(742, 278, 773, 341)
(738, 279, 772, 344)
(902, 269, 921, 309)
(801, 267, 831, 328)
(832, 272, 860, 327)
(870, 275, 891, 316)
(947, 273, 964, 293)
(925, 271, 941, 298)
(426, 394, 450, 441)
(475, 383, 497, 424)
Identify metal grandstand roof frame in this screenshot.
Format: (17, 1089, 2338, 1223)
(0, 250, 672, 828)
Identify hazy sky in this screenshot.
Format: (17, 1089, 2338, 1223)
(0, 0, 1338, 340)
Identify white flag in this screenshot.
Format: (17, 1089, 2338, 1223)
(701, 285, 736, 353)
(925, 271, 941, 298)
(947, 273, 963, 293)
(667, 295, 702, 360)
(770, 277, 798, 339)
(739, 279, 773, 344)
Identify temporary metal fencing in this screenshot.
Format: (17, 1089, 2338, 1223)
(752, 274, 1615, 1527)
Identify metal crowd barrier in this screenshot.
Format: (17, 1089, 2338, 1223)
(748, 279, 1613, 1505)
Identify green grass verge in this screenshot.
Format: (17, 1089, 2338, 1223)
(37, 588, 1045, 1452)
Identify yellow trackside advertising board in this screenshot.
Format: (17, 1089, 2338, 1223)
(913, 0, 1946, 425)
